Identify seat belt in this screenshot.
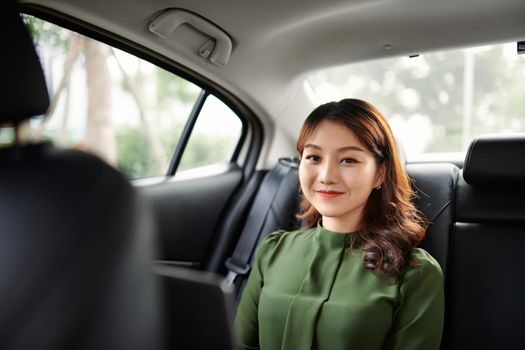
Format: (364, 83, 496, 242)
(224, 157, 299, 286)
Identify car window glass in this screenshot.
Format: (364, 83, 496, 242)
(23, 15, 244, 179)
(307, 42, 525, 161)
(178, 95, 243, 172)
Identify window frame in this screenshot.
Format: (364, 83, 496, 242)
(21, 4, 261, 180)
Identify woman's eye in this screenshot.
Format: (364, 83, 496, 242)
(305, 155, 320, 162)
(341, 158, 357, 164)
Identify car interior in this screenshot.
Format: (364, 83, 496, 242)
(1, 0, 524, 349)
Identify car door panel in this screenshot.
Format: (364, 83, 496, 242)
(139, 166, 243, 266)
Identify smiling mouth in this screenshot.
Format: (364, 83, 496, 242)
(316, 190, 345, 198)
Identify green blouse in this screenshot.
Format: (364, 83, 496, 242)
(234, 224, 444, 350)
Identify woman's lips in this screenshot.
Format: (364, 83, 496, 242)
(316, 190, 344, 198)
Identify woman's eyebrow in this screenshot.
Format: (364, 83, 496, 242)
(337, 146, 365, 152)
(304, 143, 321, 150)
(304, 144, 365, 152)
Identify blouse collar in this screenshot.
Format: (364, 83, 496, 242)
(315, 221, 358, 249)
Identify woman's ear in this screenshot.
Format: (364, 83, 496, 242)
(374, 163, 386, 188)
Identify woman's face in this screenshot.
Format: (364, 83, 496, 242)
(298, 120, 385, 233)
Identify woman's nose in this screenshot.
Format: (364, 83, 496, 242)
(319, 161, 338, 185)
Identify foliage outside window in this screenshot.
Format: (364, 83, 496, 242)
(23, 15, 242, 178)
(308, 43, 525, 161)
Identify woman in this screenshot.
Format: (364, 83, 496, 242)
(234, 99, 444, 350)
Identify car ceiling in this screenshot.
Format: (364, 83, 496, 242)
(18, 0, 525, 162)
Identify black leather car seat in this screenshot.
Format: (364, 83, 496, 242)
(442, 134, 525, 350)
(0, 4, 164, 350)
(407, 163, 459, 275)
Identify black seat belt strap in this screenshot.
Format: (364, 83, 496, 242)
(225, 158, 298, 286)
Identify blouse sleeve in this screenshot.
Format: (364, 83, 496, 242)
(383, 249, 445, 350)
(233, 231, 282, 350)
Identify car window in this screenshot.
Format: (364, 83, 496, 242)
(178, 95, 243, 172)
(23, 15, 244, 178)
(307, 42, 525, 161)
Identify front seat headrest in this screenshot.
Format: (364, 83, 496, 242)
(463, 133, 525, 187)
(0, 3, 165, 349)
(0, 2, 49, 124)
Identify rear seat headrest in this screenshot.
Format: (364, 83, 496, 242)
(0, 3, 49, 124)
(463, 133, 525, 187)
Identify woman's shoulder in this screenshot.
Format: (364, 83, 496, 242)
(411, 248, 442, 270)
(260, 227, 315, 247)
(251, 229, 304, 269)
(254, 227, 316, 258)
(395, 248, 444, 307)
(404, 248, 444, 282)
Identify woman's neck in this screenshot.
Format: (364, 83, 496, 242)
(321, 216, 360, 233)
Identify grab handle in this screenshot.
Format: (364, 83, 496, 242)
(149, 8, 232, 66)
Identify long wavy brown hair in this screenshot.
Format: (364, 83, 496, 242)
(296, 98, 426, 281)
